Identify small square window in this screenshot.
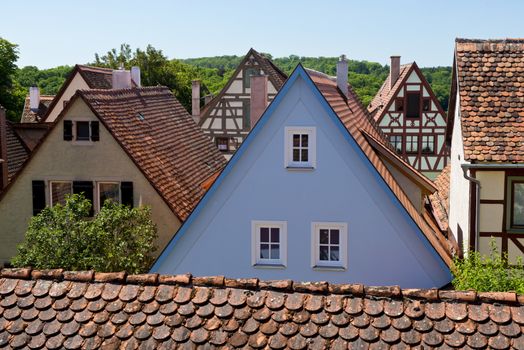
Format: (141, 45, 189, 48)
(405, 135, 419, 154)
(311, 222, 347, 269)
(395, 98, 404, 112)
(98, 182, 120, 211)
(421, 135, 435, 154)
(252, 221, 287, 267)
(285, 127, 316, 169)
(216, 137, 229, 152)
(389, 135, 403, 154)
(422, 98, 431, 112)
(50, 181, 72, 206)
(76, 121, 90, 141)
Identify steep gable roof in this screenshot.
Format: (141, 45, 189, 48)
(368, 63, 412, 118)
(200, 48, 287, 119)
(20, 95, 54, 123)
(448, 38, 524, 162)
(0, 268, 523, 349)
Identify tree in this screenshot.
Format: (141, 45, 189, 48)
(0, 37, 24, 121)
(12, 194, 157, 273)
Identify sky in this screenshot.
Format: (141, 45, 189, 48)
(2, 0, 523, 69)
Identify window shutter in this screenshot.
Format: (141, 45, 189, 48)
(90, 121, 100, 141)
(73, 181, 94, 216)
(63, 120, 73, 141)
(32, 180, 46, 216)
(121, 182, 133, 208)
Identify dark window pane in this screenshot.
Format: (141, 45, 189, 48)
(301, 134, 308, 147)
(51, 182, 72, 206)
(271, 228, 279, 242)
(260, 228, 269, 242)
(320, 229, 329, 244)
(330, 247, 340, 261)
(330, 230, 340, 244)
(260, 244, 269, 259)
(319, 246, 329, 261)
(396, 98, 404, 111)
(406, 93, 420, 118)
(293, 134, 300, 147)
(99, 183, 119, 207)
(76, 121, 90, 141)
(293, 149, 300, 162)
(270, 244, 280, 259)
(423, 98, 430, 111)
(513, 183, 524, 226)
(301, 149, 308, 162)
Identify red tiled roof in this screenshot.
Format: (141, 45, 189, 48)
(77, 87, 227, 220)
(451, 38, 524, 162)
(5, 122, 29, 182)
(306, 69, 453, 267)
(20, 96, 54, 123)
(0, 268, 523, 349)
(367, 64, 412, 119)
(429, 164, 451, 232)
(76, 65, 114, 89)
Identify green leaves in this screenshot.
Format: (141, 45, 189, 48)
(12, 194, 157, 274)
(452, 239, 524, 293)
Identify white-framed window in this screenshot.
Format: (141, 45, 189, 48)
(97, 182, 120, 211)
(285, 127, 316, 169)
(49, 181, 73, 206)
(251, 221, 287, 267)
(311, 222, 348, 269)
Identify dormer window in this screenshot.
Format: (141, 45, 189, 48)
(285, 127, 316, 169)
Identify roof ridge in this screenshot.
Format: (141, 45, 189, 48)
(3, 268, 522, 305)
(76, 64, 114, 72)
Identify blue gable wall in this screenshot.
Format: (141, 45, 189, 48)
(152, 67, 451, 288)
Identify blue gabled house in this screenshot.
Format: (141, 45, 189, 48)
(152, 59, 453, 288)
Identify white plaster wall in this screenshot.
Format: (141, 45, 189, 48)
(46, 73, 90, 122)
(477, 171, 505, 200)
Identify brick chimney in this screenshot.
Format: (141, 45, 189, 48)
(390, 56, 401, 88)
(0, 106, 8, 190)
(131, 66, 141, 87)
(250, 75, 268, 128)
(192, 80, 201, 124)
(336, 55, 349, 98)
(29, 86, 40, 112)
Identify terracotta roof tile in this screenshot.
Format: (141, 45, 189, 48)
(5, 122, 29, 182)
(0, 269, 522, 348)
(76, 65, 114, 89)
(367, 63, 412, 119)
(77, 86, 227, 220)
(429, 164, 451, 231)
(453, 38, 524, 162)
(20, 95, 54, 123)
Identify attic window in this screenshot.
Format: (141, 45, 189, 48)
(285, 127, 316, 169)
(137, 113, 145, 121)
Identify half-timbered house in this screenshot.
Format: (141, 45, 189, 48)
(198, 48, 287, 157)
(448, 39, 524, 261)
(368, 57, 448, 179)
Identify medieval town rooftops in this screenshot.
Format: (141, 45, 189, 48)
(20, 95, 54, 123)
(0, 268, 522, 349)
(449, 38, 524, 162)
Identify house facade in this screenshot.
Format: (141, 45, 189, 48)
(152, 62, 452, 288)
(448, 39, 524, 262)
(368, 57, 448, 180)
(0, 86, 226, 265)
(197, 49, 287, 157)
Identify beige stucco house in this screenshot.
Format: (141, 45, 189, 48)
(0, 84, 226, 265)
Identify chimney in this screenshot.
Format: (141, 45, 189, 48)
(112, 69, 132, 89)
(131, 66, 141, 87)
(390, 56, 401, 88)
(250, 75, 268, 128)
(0, 106, 8, 190)
(336, 55, 348, 98)
(29, 86, 40, 112)
(192, 80, 201, 124)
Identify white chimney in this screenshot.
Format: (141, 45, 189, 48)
(29, 86, 40, 111)
(192, 80, 201, 123)
(112, 69, 132, 89)
(390, 56, 401, 88)
(336, 55, 348, 98)
(250, 75, 268, 128)
(131, 66, 141, 87)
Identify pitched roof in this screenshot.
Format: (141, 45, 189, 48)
(367, 63, 412, 119)
(5, 122, 29, 182)
(429, 164, 451, 232)
(448, 38, 524, 162)
(76, 64, 114, 89)
(0, 268, 523, 349)
(76, 87, 227, 220)
(200, 48, 288, 118)
(306, 68, 453, 266)
(20, 95, 54, 123)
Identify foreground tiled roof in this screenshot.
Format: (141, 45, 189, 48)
(77, 87, 227, 220)
(0, 268, 523, 349)
(5, 122, 29, 182)
(306, 69, 453, 267)
(367, 63, 412, 119)
(452, 38, 524, 162)
(20, 96, 54, 123)
(429, 165, 451, 232)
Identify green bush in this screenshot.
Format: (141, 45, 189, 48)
(12, 194, 157, 273)
(452, 240, 524, 293)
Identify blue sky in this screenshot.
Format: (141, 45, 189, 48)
(2, 0, 523, 69)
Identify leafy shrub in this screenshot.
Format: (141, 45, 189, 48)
(12, 194, 157, 273)
(452, 239, 524, 293)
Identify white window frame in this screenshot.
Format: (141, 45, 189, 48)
(284, 127, 316, 169)
(311, 222, 348, 270)
(96, 181, 121, 211)
(251, 221, 287, 268)
(49, 181, 73, 207)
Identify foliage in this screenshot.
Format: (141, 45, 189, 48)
(0, 37, 25, 121)
(16, 65, 72, 95)
(12, 194, 157, 273)
(451, 240, 524, 293)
